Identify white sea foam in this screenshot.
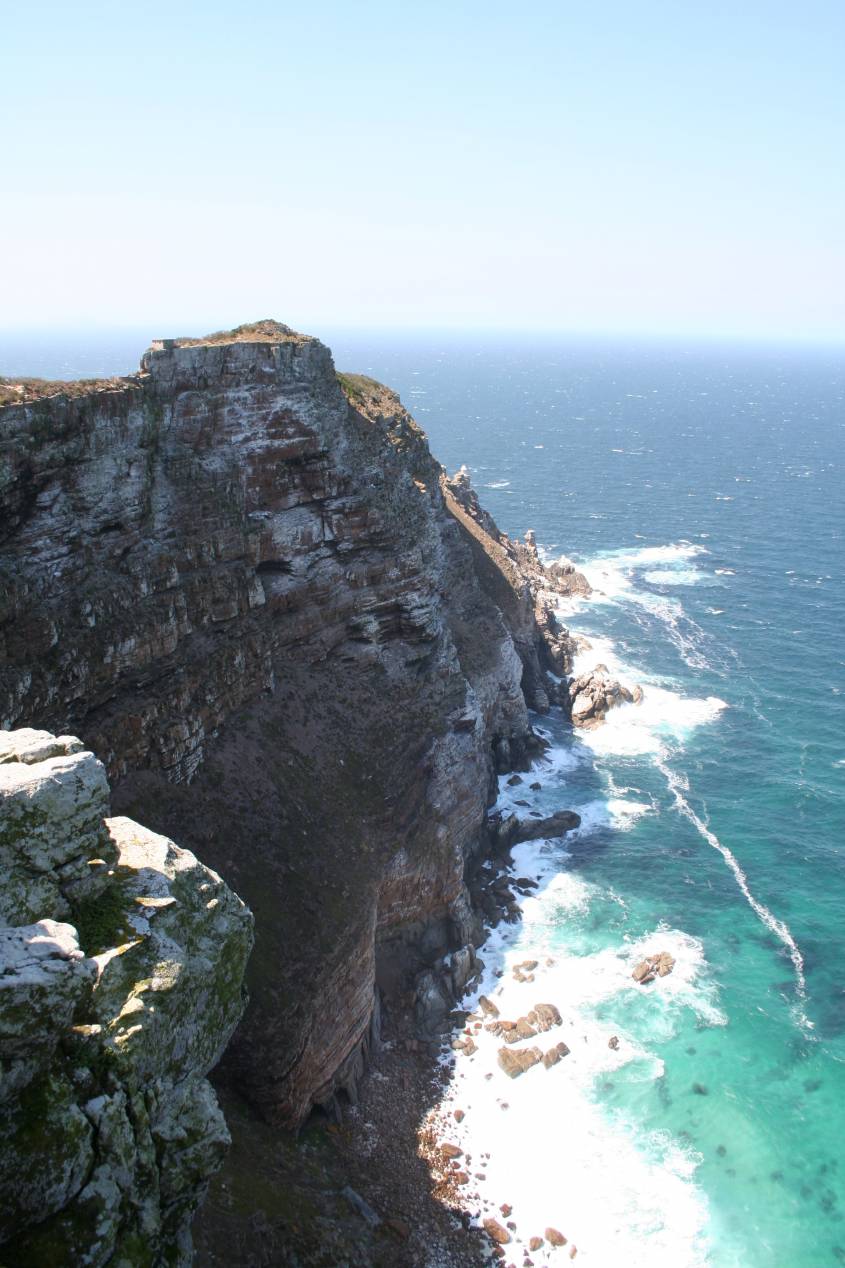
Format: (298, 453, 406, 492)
(552, 541, 718, 671)
(643, 568, 718, 586)
(485, 479, 511, 488)
(431, 862, 716, 1267)
(568, 635, 727, 757)
(655, 755, 813, 1032)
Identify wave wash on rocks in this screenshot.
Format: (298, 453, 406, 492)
(0, 728, 254, 1266)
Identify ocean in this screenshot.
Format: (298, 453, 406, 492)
(4, 329, 844, 1267)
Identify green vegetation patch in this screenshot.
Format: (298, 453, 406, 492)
(336, 372, 385, 404)
(71, 880, 134, 956)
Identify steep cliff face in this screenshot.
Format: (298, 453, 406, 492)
(0, 728, 253, 1266)
(0, 322, 582, 1131)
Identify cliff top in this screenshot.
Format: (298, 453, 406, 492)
(0, 321, 312, 408)
(0, 375, 133, 406)
(160, 319, 305, 348)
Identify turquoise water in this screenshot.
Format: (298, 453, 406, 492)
(343, 335, 844, 1266)
(8, 331, 844, 1265)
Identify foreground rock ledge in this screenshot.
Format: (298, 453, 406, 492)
(0, 728, 253, 1267)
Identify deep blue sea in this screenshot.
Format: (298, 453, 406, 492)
(4, 329, 844, 1267)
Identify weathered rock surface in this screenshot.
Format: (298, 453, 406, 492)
(0, 729, 252, 1267)
(490, 808, 581, 851)
(568, 664, 643, 728)
(497, 1045, 543, 1078)
(483, 1216, 512, 1245)
(632, 951, 676, 984)
(444, 465, 589, 712)
(543, 1041, 571, 1067)
(0, 323, 582, 1132)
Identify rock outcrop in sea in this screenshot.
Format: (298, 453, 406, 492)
(0, 728, 253, 1266)
(0, 321, 591, 1261)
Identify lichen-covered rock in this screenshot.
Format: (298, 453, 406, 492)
(0, 730, 112, 924)
(0, 731, 253, 1267)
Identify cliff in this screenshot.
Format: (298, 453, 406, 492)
(0, 727, 253, 1265)
(0, 321, 585, 1146)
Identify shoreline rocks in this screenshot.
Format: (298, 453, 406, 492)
(568, 665, 644, 729)
(632, 951, 676, 984)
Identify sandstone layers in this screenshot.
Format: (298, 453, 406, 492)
(0, 728, 253, 1265)
(0, 322, 592, 1146)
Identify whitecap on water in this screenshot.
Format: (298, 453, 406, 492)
(642, 568, 720, 587)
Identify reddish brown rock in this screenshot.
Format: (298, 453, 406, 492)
(545, 1226, 567, 1246)
(543, 1042, 571, 1068)
(498, 1046, 543, 1078)
(632, 951, 676, 984)
(483, 1218, 512, 1245)
(533, 1002, 562, 1032)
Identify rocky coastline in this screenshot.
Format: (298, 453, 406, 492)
(0, 321, 646, 1265)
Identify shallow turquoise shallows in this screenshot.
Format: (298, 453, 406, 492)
(9, 330, 844, 1267)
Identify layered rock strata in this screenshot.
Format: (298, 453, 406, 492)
(0, 322, 583, 1133)
(443, 465, 589, 718)
(0, 728, 253, 1266)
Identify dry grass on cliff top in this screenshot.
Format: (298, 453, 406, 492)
(171, 319, 302, 347)
(0, 375, 133, 406)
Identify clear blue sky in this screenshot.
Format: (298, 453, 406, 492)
(3, 0, 844, 340)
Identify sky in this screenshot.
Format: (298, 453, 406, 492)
(2, 0, 844, 342)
